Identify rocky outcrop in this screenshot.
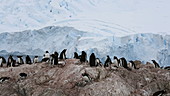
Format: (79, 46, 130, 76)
(0, 59, 169, 96)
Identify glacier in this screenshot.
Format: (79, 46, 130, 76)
(0, 26, 169, 66)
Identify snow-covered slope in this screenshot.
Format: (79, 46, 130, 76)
(0, 0, 170, 66)
(0, 0, 170, 35)
(0, 26, 169, 66)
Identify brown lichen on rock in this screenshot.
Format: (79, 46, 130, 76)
(0, 59, 169, 96)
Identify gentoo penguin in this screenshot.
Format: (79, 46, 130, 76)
(104, 55, 112, 67)
(95, 58, 102, 67)
(0, 77, 10, 83)
(51, 51, 58, 65)
(151, 60, 160, 68)
(19, 73, 27, 78)
(1, 56, 6, 63)
(89, 53, 96, 67)
(0, 57, 3, 67)
(17, 56, 24, 65)
(12, 60, 16, 67)
(164, 66, 170, 70)
(129, 60, 137, 69)
(0, 56, 6, 67)
(73, 52, 79, 59)
(25, 55, 32, 64)
(82, 73, 91, 82)
(113, 56, 120, 67)
(7, 55, 14, 67)
(33, 56, 39, 63)
(59, 49, 67, 60)
(120, 57, 128, 68)
(51, 54, 55, 65)
(42, 51, 50, 62)
(153, 90, 166, 96)
(80, 51, 87, 63)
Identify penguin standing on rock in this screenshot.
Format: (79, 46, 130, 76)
(54, 52, 59, 65)
(89, 53, 96, 67)
(51, 51, 58, 65)
(17, 56, 24, 65)
(73, 52, 79, 59)
(25, 55, 32, 64)
(151, 60, 160, 68)
(113, 56, 120, 67)
(0, 57, 3, 67)
(129, 60, 137, 69)
(0, 56, 6, 67)
(33, 56, 39, 63)
(42, 51, 50, 62)
(96, 58, 102, 67)
(1, 56, 6, 63)
(120, 57, 127, 68)
(7, 55, 14, 67)
(80, 51, 87, 63)
(59, 49, 67, 60)
(120, 57, 131, 71)
(104, 55, 112, 67)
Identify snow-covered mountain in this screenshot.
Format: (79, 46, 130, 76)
(0, 26, 169, 66)
(0, 0, 170, 35)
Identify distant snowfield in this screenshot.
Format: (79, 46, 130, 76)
(54, 19, 137, 37)
(0, 0, 170, 36)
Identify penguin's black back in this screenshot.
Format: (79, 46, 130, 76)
(74, 52, 79, 59)
(153, 90, 166, 96)
(59, 49, 67, 59)
(54, 52, 58, 65)
(152, 60, 160, 68)
(19, 73, 27, 78)
(26, 55, 32, 64)
(121, 57, 128, 68)
(129, 60, 137, 69)
(80, 51, 87, 62)
(104, 56, 112, 67)
(89, 53, 96, 67)
(1, 57, 6, 63)
(164, 66, 170, 70)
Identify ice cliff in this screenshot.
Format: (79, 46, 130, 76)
(0, 26, 169, 66)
